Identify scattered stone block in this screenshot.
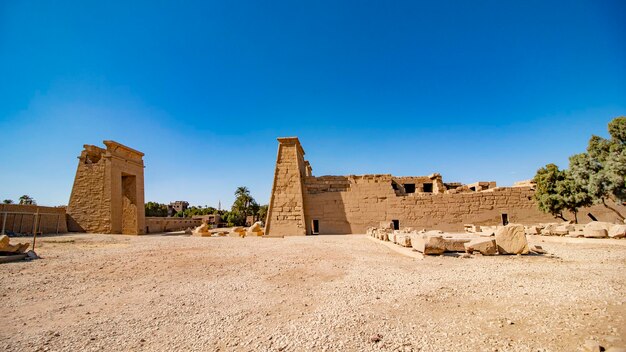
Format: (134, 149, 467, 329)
(530, 245, 546, 254)
(442, 238, 471, 252)
(584, 221, 613, 235)
(583, 340, 602, 352)
(608, 225, 626, 239)
(410, 234, 446, 255)
(395, 234, 411, 247)
(495, 224, 529, 254)
(584, 229, 608, 238)
(464, 238, 497, 255)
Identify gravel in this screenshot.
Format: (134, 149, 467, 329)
(1, 234, 625, 351)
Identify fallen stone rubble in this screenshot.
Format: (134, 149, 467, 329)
(368, 224, 546, 256)
(463, 220, 626, 239)
(190, 222, 265, 238)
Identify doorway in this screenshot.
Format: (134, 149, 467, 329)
(121, 174, 138, 235)
(501, 213, 509, 226)
(312, 219, 319, 235)
(392, 219, 399, 230)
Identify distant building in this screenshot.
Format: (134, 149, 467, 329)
(168, 201, 189, 216)
(192, 214, 223, 228)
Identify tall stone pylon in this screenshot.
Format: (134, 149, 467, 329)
(264, 137, 307, 237)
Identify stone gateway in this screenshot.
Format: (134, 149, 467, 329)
(67, 141, 146, 235)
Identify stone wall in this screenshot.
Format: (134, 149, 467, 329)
(145, 217, 201, 233)
(0, 204, 68, 235)
(265, 137, 625, 236)
(303, 175, 555, 233)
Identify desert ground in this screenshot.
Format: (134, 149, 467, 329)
(1, 233, 625, 352)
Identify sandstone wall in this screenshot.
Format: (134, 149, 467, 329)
(0, 204, 68, 234)
(303, 174, 556, 233)
(66, 147, 110, 233)
(145, 217, 201, 233)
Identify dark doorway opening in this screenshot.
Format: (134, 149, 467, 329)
(392, 219, 399, 230)
(501, 213, 509, 226)
(404, 184, 415, 193)
(312, 219, 319, 235)
(469, 186, 476, 191)
(423, 183, 433, 193)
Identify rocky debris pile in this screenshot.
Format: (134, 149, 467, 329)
(369, 224, 545, 256)
(190, 223, 264, 238)
(0, 234, 30, 253)
(462, 220, 626, 239)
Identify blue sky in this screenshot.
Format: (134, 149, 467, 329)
(1, 0, 624, 207)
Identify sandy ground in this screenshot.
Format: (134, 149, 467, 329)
(1, 233, 625, 352)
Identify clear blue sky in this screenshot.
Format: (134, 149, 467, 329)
(1, 0, 624, 208)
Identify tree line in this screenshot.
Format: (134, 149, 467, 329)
(3, 195, 36, 205)
(145, 186, 269, 227)
(534, 117, 625, 223)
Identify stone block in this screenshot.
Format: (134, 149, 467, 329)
(464, 238, 497, 255)
(495, 224, 529, 254)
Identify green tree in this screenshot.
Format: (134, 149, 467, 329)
(569, 116, 626, 220)
(18, 195, 35, 205)
(257, 204, 269, 224)
(145, 201, 168, 217)
(3, 199, 13, 204)
(534, 164, 592, 223)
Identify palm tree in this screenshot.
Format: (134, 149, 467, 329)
(3, 199, 13, 204)
(18, 195, 35, 205)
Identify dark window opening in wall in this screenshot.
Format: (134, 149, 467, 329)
(404, 183, 416, 193)
(423, 183, 433, 193)
(391, 182, 399, 191)
(469, 186, 476, 191)
(312, 219, 319, 235)
(501, 213, 509, 226)
(392, 220, 399, 230)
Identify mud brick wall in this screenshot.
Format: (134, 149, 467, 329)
(145, 217, 201, 233)
(0, 204, 68, 234)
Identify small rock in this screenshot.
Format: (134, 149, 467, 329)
(369, 333, 383, 343)
(583, 339, 602, 352)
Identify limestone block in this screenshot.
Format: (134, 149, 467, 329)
(464, 238, 497, 255)
(443, 238, 471, 252)
(395, 234, 412, 247)
(609, 225, 626, 239)
(410, 234, 446, 255)
(495, 224, 529, 254)
(584, 222, 612, 238)
(584, 229, 608, 238)
(525, 225, 542, 235)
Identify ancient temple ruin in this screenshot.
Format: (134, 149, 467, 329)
(67, 141, 146, 235)
(264, 137, 554, 236)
